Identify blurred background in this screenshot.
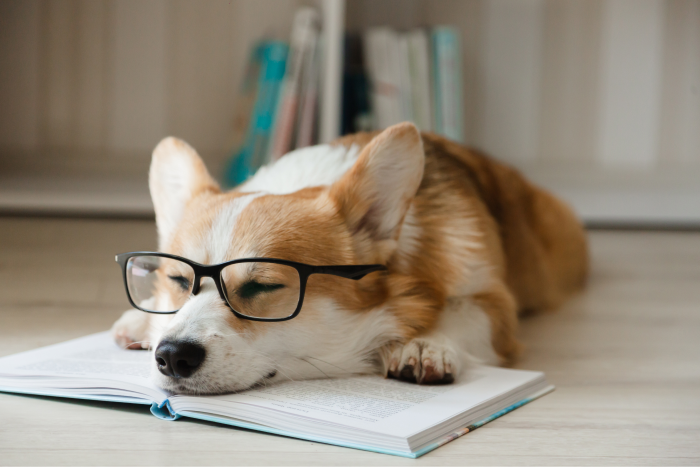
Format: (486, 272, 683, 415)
(0, 0, 698, 225)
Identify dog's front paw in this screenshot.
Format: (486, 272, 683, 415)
(111, 309, 151, 350)
(385, 338, 460, 384)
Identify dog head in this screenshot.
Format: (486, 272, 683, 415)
(147, 123, 425, 394)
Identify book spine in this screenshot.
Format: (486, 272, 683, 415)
(295, 26, 321, 149)
(408, 29, 432, 132)
(397, 34, 414, 123)
(432, 27, 464, 142)
(151, 399, 181, 421)
(385, 29, 403, 126)
(364, 28, 402, 130)
(228, 42, 288, 186)
(230, 43, 264, 153)
(224, 43, 265, 187)
(252, 42, 288, 169)
(268, 8, 319, 161)
(431, 29, 442, 135)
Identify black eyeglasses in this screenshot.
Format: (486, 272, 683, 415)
(115, 252, 387, 322)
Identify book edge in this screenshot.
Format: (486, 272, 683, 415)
(177, 409, 418, 458)
(411, 384, 555, 457)
(173, 384, 556, 459)
(0, 386, 153, 406)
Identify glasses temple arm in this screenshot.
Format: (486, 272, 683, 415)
(312, 264, 387, 280)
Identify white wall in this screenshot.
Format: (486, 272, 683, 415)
(0, 0, 305, 177)
(482, 0, 700, 224)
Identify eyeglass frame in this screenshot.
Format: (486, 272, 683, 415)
(115, 251, 387, 322)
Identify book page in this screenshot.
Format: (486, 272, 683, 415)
(189, 366, 544, 439)
(0, 332, 165, 401)
(0, 332, 546, 441)
(240, 376, 455, 422)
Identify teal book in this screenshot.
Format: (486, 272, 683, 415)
(0, 333, 553, 458)
(225, 41, 289, 187)
(431, 27, 464, 143)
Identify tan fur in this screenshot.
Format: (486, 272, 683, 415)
(333, 130, 588, 362)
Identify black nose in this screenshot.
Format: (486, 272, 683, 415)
(155, 340, 206, 378)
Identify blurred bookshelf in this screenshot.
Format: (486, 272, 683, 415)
(1, 0, 699, 226)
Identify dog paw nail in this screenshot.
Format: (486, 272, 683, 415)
(400, 365, 417, 383)
(421, 365, 440, 384)
(407, 357, 417, 367)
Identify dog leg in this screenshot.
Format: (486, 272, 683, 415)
(380, 286, 520, 383)
(471, 282, 521, 365)
(111, 309, 151, 350)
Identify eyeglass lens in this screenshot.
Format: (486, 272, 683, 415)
(126, 256, 195, 313)
(221, 262, 301, 319)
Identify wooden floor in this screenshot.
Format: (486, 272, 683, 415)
(0, 217, 698, 466)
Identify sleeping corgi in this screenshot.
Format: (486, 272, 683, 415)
(112, 123, 587, 395)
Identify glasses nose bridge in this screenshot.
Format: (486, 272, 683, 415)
(191, 265, 221, 295)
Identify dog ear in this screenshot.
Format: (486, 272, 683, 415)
(149, 137, 220, 249)
(330, 122, 424, 243)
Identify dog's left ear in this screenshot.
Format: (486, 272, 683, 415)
(330, 122, 424, 244)
(150, 137, 220, 249)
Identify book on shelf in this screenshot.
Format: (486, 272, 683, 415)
(229, 44, 264, 160)
(224, 19, 467, 187)
(406, 29, 433, 132)
(432, 26, 464, 143)
(356, 25, 463, 141)
(294, 10, 321, 150)
(225, 41, 288, 187)
(225, 7, 326, 186)
(267, 8, 320, 161)
(397, 34, 415, 125)
(0, 332, 553, 459)
(363, 27, 403, 130)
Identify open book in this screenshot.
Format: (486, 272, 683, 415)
(0, 333, 553, 458)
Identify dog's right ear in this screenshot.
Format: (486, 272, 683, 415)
(330, 122, 424, 252)
(149, 137, 220, 249)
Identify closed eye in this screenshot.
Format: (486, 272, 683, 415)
(168, 275, 191, 292)
(237, 281, 285, 299)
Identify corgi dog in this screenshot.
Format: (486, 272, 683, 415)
(112, 123, 587, 395)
